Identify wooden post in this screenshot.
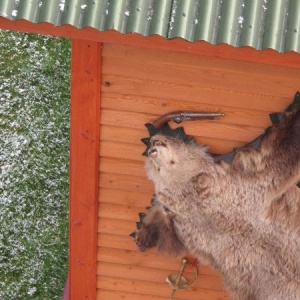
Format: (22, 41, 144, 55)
(69, 39, 101, 299)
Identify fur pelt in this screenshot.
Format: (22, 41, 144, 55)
(135, 106, 300, 300)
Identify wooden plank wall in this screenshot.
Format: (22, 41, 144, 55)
(97, 43, 300, 300)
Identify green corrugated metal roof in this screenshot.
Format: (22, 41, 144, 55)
(1, 0, 300, 53)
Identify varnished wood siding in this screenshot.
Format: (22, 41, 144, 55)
(97, 43, 300, 299)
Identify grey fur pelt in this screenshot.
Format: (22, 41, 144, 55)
(135, 106, 300, 300)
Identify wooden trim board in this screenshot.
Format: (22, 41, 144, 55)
(69, 40, 101, 299)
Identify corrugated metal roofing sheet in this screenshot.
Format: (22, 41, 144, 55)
(1, 0, 300, 53)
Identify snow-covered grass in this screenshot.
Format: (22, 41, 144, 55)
(0, 31, 70, 299)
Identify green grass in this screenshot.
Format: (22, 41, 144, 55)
(0, 31, 70, 299)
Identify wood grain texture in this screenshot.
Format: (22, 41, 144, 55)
(98, 188, 151, 207)
(97, 289, 168, 300)
(102, 44, 300, 78)
(97, 45, 300, 300)
(97, 234, 219, 278)
(98, 217, 135, 236)
(97, 43, 300, 299)
(100, 126, 246, 154)
(97, 246, 219, 277)
(100, 109, 266, 143)
(103, 55, 300, 98)
(101, 74, 292, 111)
(102, 109, 270, 143)
(97, 261, 225, 291)
(98, 202, 143, 222)
(97, 276, 229, 300)
(97, 255, 220, 280)
(69, 40, 101, 300)
(101, 93, 278, 127)
(99, 172, 154, 194)
(99, 157, 145, 178)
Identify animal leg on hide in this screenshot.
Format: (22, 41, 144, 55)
(133, 201, 187, 257)
(265, 184, 300, 233)
(259, 106, 300, 197)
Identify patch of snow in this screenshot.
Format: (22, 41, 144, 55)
(59, 0, 65, 12)
(27, 287, 37, 296)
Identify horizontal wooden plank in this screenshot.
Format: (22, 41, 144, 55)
(101, 108, 265, 143)
(103, 56, 300, 99)
(101, 74, 295, 112)
(97, 233, 224, 283)
(100, 126, 247, 154)
(100, 124, 147, 145)
(97, 236, 220, 283)
(99, 188, 151, 208)
(97, 261, 226, 291)
(97, 233, 221, 280)
(97, 289, 166, 300)
(97, 246, 219, 277)
(97, 246, 176, 270)
(97, 276, 229, 300)
(101, 92, 278, 127)
(100, 157, 145, 178)
(98, 202, 144, 222)
(98, 217, 136, 236)
(97, 233, 224, 277)
(99, 172, 154, 194)
(98, 232, 137, 251)
(103, 44, 300, 80)
(184, 122, 265, 144)
(100, 140, 146, 162)
(97, 234, 212, 277)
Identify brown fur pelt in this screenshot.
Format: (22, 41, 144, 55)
(135, 106, 300, 300)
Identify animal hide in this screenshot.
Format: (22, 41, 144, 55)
(134, 104, 300, 300)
